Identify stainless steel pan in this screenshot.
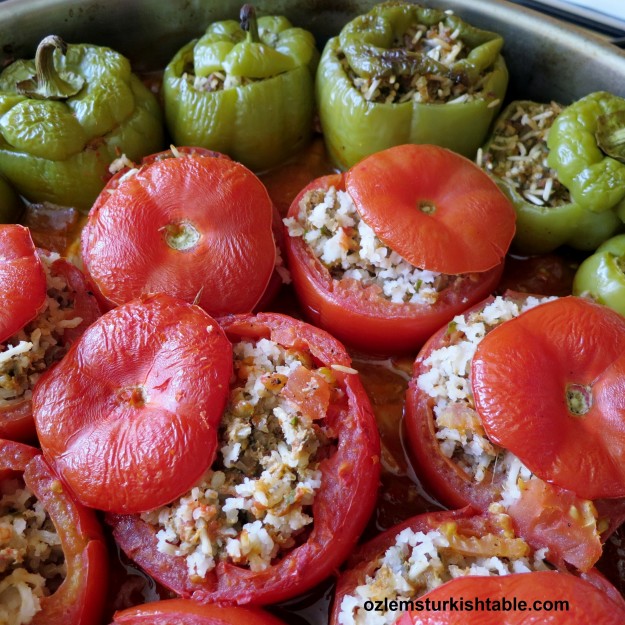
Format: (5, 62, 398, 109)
(0, 0, 623, 104)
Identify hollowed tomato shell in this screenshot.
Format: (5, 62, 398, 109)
(284, 174, 504, 355)
(109, 312, 381, 606)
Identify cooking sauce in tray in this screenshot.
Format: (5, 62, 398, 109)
(22, 137, 624, 623)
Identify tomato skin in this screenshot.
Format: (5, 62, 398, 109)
(109, 312, 381, 605)
(0, 224, 46, 343)
(345, 145, 516, 274)
(472, 296, 625, 500)
(33, 293, 233, 514)
(404, 293, 618, 572)
(284, 175, 503, 355)
(110, 600, 288, 625)
(81, 147, 276, 317)
(330, 508, 484, 625)
(394, 571, 625, 624)
(0, 439, 108, 625)
(0, 251, 101, 443)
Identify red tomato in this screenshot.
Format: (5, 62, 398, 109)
(331, 507, 616, 625)
(472, 296, 625, 500)
(404, 293, 619, 571)
(0, 438, 108, 625)
(33, 293, 233, 514)
(0, 248, 101, 443)
(0, 224, 46, 343)
(110, 599, 287, 624)
(81, 147, 276, 317)
(345, 144, 516, 274)
(284, 174, 503, 355)
(109, 312, 381, 605)
(394, 571, 625, 624)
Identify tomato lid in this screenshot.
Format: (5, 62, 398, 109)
(82, 149, 276, 317)
(33, 293, 233, 514)
(472, 296, 625, 500)
(345, 144, 516, 274)
(0, 224, 46, 343)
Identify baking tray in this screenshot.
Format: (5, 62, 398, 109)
(0, 0, 624, 105)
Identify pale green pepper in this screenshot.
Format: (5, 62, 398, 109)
(163, 5, 319, 171)
(0, 36, 163, 212)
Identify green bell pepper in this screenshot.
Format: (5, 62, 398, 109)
(0, 36, 163, 213)
(547, 91, 625, 215)
(480, 100, 621, 255)
(316, 1, 508, 170)
(573, 234, 625, 316)
(163, 5, 318, 172)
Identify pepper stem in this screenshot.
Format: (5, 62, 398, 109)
(16, 35, 84, 100)
(240, 4, 260, 44)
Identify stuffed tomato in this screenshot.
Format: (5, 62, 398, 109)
(0, 224, 100, 441)
(405, 292, 625, 572)
(0, 439, 107, 625)
(331, 506, 625, 625)
(109, 312, 380, 605)
(109, 600, 288, 624)
(284, 144, 515, 354)
(81, 147, 278, 317)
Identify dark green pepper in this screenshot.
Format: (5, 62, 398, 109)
(547, 91, 625, 215)
(480, 100, 621, 254)
(316, 1, 508, 170)
(573, 234, 625, 316)
(0, 36, 163, 213)
(163, 5, 318, 172)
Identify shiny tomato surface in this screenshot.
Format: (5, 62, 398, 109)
(0, 438, 108, 625)
(109, 312, 381, 606)
(81, 147, 276, 316)
(473, 296, 625, 500)
(0, 224, 46, 343)
(346, 145, 516, 274)
(33, 293, 233, 514)
(110, 600, 288, 625)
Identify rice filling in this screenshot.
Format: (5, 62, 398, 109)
(337, 514, 549, 625)
(0, 252, 83, 408)
(478, 101, 569, 208)
(0, 478, 66, 625)
(285, 186, 457, 305)
(341, 20, 498, 106)
(142, 338, 335, 579)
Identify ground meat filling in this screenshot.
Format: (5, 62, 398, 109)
(141, 338, 336, 579)
(416, 296, 557, 507)
(478, 101, 569, 207)
(341, 20, 499, 105)
(0, 253, 83, 409)
(338, 514, 549, 625)
(285, 186, 463, 305)
(0, 478, 66, 625)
